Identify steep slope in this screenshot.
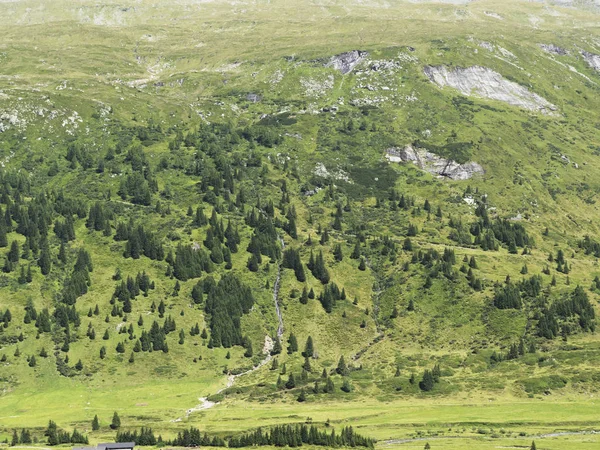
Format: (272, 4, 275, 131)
(0, 0, 600, 448)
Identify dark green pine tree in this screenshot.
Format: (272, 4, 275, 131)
(8, 240, 19, 263)
(271, 336, 282, 355)
(287, 333, 298, 354)
(350, 241, 361, 259)
(92, 415, 100, 431)
(110, 411, 121, 430)
(300, 286, 309, 304)
(341, 378, 352, 393)
(247, 254, 259, 272)
(336, 355, 348, 376)
(358, 257, 366, 271)
(304, 336, 314, 358)
(243, 337, 253, 357)
(18, 266, 27, 284)
(297, 389, 306, 402)
(38, 239, 51, 275)
(0, 223, 7, 247)
(285, 373, 296, 389)
(333, 244, 343, 262)
(419, 369, 435, 391)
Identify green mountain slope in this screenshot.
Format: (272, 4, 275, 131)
(1, 1, 600, 449)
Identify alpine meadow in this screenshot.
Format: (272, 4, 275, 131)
(1, 0, 600, 449)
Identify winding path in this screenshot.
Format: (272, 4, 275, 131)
(172, 235, 285, 421)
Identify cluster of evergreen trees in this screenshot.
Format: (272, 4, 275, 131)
(308, 250, 330, 284)
(168, 426, 226, 447)
(418, 365, 442, 392)
(469, 206, 532, 252)
(579, 235, 600, 258)
(121, 423, 373, 449)
(171, 243, 212, 281)
(135, 317, 176, 353)
(490, 339, 535, 364)
(118, 223, 164, 261)
(229, 424, 375, 448)
(283, 247, 306, 282)
(318, 282, 345, 313)
(246, 209, 281, 267)
(61, 248, 93, 305)
(44, 421, 88, 446)
(9, 429, 34, 446)
(493, 282, 522, 309)
(537, 286, 595, 339)
(112, 271, 155, 313)
(116, 427, 160, 445)
(204, 274, 255, 348)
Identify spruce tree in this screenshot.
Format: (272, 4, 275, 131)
(287, 333, 298, 354)
(336, 355, 349, 376)
(419, 370, 435, 391)
(285, 373, 296, 389)
(304, 336, 314, 358)
(38, 239, 51, 275)
(92, 415, 100, 431)
(297, 389, 306, 402)
(271, 336, 282, 355)
(11, 429, 19, 446)
(341, 379, 352, 393)
(358, 257, 366, 271)
(110, 411, 121, 430)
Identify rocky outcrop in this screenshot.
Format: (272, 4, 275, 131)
(582, 51, 600, 71)
(540, 44, 569, 56)
(326, 50, 368, 74)
(386, 145, 484, 181)
(423, 65, 557, 115)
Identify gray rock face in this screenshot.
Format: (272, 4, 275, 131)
(385, 145, 484, 180)
(582, 51, 600, 71)
(246, 93, 261, 103)
(423, 65, 557, 115)
(540, 44, 569, 56)
(326, 50, 368, 74)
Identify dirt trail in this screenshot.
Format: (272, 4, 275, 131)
(172, 235, 285, 421)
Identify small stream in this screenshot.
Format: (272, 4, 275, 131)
(173, 235, 285, 420)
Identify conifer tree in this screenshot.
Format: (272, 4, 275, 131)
(336, 355, 349, 376)
(341, 379, 352, 393)
(271, 336, 282, 355)
(358, 257, 366, 271)
(285, 373, 296, 389)
(304, 336, 314, 358)
(110, 412, 121, 430)
(287, 333, 298, 354)
(297, 389, 306, 402)
(92, 415, 100, 431)
(39, 239, 51, 275)
(419, 370, 435, 391)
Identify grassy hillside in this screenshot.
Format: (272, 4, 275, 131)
(1, 0, 600, 449)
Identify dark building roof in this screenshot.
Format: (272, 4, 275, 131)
(73, 444, 135, 450)
(98, 443, 135, 450)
